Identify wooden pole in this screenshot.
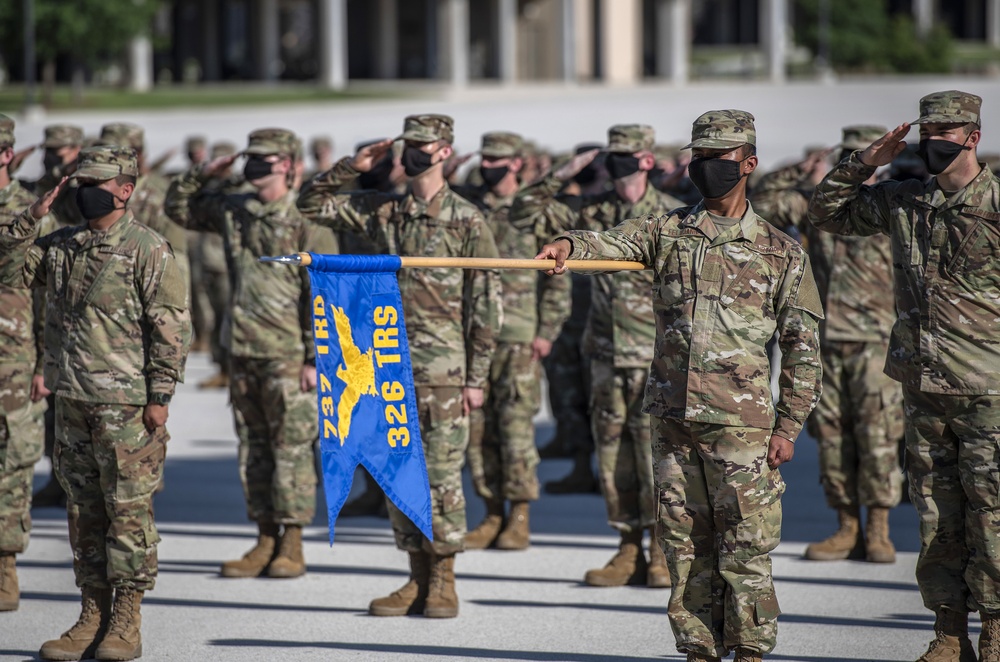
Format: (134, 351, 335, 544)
(295, 253, 648, 271)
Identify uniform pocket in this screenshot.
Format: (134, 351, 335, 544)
(753, 592, 782, 626)
(114, 429, 166, 501)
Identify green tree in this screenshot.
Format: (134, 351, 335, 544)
(0, 0, 161, 103)
(795, 0, 954, 73)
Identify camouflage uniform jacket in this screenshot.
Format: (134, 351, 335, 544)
(132, 173, 189, 257)
(0, 180, 53, 371)
(809, 155, 1000, 395)
(753, 172, 895, 343)
(297, 158, 502, 389)
(558, 201, 824, 439)
(0, 209, 190, 405)
(455, 184, 570, 344)
(165, 169, 337, 363)
(515, 175, 683, 367)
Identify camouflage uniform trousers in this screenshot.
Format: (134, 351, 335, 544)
(188, 231, 212, 346)
(542, 321, 593, 454)
(230, 357, 318, 526)
(806, 340, 904, 509)
(0, 362, 45, 553)
(654, 417, 784, 656)
(468, 342, 541, 503)
(54, 397, 166, 591)
(205, 269, 231, 368)
(387, 386, 469, 556)
(903, 386, 1000, 615)
(591, 361, 655, 533)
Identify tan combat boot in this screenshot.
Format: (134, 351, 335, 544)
(544, 452, 598, 494)
(369, 551, 430, 616)
(686, 654, 722, 662)
(647, 533, 671, 589)
(917, 608, 977, 662)
(734, 646, 764, 662)
(424, 553, 459, 618)
(464, 499, 504, 550)
(197, 371, 229, 389)
(268, 525, 306, 578)
(865, 507, 896, 564)
(94, 587, 143, 661)
(220, 522, 279, 577)
(495, 501, 530, 550)
(39, 586, 113, 661)
(584, 530, 648, 587)
(979, 611, 1000, 662)
(0, 553, 19, 611)
(803, 506, 865, 561)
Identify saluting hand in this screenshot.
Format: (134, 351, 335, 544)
(535, 238, 572, 276)
(203, 153, 239, 178)
(10, 145, 37, 173)
(859, 124, 910, 168)
(553, 148, 600, 182)
(351, 138, 393, 173)
(443, 152, 475, 180)
(766, 434, 794, 470)
(29, 177, 68, 220)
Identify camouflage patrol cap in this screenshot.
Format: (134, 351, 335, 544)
(400, 114, 455, 144)
(71, 145, 139, 181)
(683, 110, 756, 150)
(0, 114, 14, 146)
(44, 124, 85, 148)
(210, 141, 238, 159)
(245, 128, 298, 156)
(839, 125, 887, 151)
(607, 124, 655, 153)
(99, 122, 145, 151)
(481, 131, 523, 158)
(186, 135, 207, 152)
(912, 90, 982, 126)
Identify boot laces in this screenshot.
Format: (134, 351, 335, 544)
(66, 592, 103, 635)
(107, 590, 136, 637)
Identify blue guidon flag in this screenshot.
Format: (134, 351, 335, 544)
(306, 253, 433, 542)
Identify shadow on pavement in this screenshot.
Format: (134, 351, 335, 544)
(207, 640, 678, 661)
(21, 590, 365, 615)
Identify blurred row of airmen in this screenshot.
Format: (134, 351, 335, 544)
(0, 87, 998, 662)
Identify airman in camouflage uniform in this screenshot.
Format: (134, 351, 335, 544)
(809, 90, 1000, 662)
(0, 145, 190, 661)
(540, 110, 823, 661)
(454, 131, 570, 552)
(515, 125, 684, 588)
(21, 124, 86, 510)
(298, 114, 501, 619)
(98, 123, 191, 292)
(753, 126, 905, 565)
(166, 128, 336, 582)
(0, 115, 54, 612)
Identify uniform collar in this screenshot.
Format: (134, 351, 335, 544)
(401, 182, 451, 218)
(680, 200, 760, 245)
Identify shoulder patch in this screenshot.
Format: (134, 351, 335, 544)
(790, 258, 824, 319)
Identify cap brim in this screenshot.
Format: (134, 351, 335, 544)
(399, 131, 439, 143)
(606, 145, 638, 154)
(681, 138, 747, 150)
(70, 164, 125, 180)
(244, 145, 278, 155)
(480, 150, 515, 159)
(911, 116, 972, 125)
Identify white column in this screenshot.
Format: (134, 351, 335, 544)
(439, 0, 469, 86)
(914, 0, 934, 37)
(258, 0, 280, 81)
(319, 0, 348, 90)
(600, 0, 641, 84)
(129, 35, 153, 92)
(498, 0, 517, 83)
(988, 0, 1000, 47)
(573, 0, 592, 80)
(759, 0, 787, 84)
(376, 0, 398, 79)
(656, 0, 689, 84)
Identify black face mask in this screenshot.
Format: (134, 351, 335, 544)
(606, 154, 641, 180)
(916, 138, 969, 176)
(358, 155, 394, 190)
(75, 185, 120, 221)
(402, 147, 436, 177)
(43, 150, 64, 174)
(687, 157, 745, 199)
(480, 165, 509, 188)
(243, 157, 275, 182)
